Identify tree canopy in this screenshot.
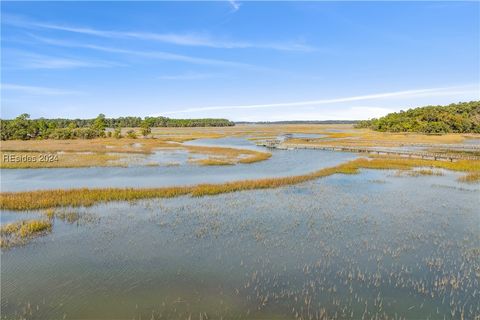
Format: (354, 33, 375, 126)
(0, 114, 234, 140)
(355, 101, 480, 134)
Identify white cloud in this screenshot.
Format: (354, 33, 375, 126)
(263, 107, 395, 121)
(30, 35, 259, 68)
(228, 0, 241, 12)
(4, 14, 314, 52)
(4, 51, 121, 70)
(157, 72, 223, 80)
(1, 83, 81, 95)
(161, 85, 479, 115)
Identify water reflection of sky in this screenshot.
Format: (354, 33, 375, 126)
(1, 138, 356, 192)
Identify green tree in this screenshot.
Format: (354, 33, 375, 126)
(113, 127, 122, 139)
(354, 101, 480, 134)
(140, 121, 151, 137)
(10, 113, 32, 140)
(92, 114, 106, 137)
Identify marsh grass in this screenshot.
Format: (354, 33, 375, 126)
(3, 124, 475, 153)
(1, 137, 272, 168)
(0, 151, 123, 168)
(361, 156, 480, 172)
(1, 187, 193, 210)
(285, 128, 475, 148)
(0, 219, 52, 248)
(3, 156, 476, 210)
(44, 208, 55, 219)
(54, 210, 80, 223)
(395, 169, 445, 177)
(427, 149, 480, 157)
(192, 158, 235, 166)
(189, 165, 356, 197)
(458, 172, 480, 183)
(164, 162, 180, 167)
(145, 162, 160, 167)
(408, 169, 444, 176)
(186, 146, 271, 166)
(1, 138, 169, 154)
(1, 137, 192, 154)
(238, 151, 272, 164)
(3, 124, 472, 168)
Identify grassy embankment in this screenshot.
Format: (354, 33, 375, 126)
(1, 156, 479, 211)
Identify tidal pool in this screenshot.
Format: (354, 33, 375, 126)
(1, 169, 479, 319)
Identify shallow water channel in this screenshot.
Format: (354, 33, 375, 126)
(1, 138, 479, 319)
(0, 138, 355, 192)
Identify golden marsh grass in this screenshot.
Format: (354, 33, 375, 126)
(0, 151, 123, 168)
(283, 127, 478, 148)
(192, 158, 235, 166)
(458, 172, 480, 183)
(186, 145, 271, 166)
(1, 138, 271, 168)
(2, 156, 478, 210)
(0, 219, 52, 248)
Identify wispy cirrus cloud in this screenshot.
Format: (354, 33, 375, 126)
(1, 83, 82, 95)
(228, 0, 241, 12)
(157, 72, 224, 80)
(29, 34, 260, 69)
(250, 106, 395, 122)
(4, 14, 314, 52)
(3, 50, 122, 70)
(162, 85, 480, 115)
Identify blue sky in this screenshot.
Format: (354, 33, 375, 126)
(1, 1, 479, 121)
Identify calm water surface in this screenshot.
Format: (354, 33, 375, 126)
(0, 138, 355, 192)
(1, 138, 479, 319)
(1, 169, 479, 319)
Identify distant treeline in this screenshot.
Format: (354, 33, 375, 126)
(355, 101, 480, 134)
(0, 114, 234, 140)
(236, 120, 357, 124)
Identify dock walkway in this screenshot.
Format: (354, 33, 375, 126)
(256, 139, 480, 161)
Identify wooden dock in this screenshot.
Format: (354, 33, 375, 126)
(256, 140, 480, 162)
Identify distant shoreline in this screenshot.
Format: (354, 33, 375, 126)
(235, 120, 358, 124)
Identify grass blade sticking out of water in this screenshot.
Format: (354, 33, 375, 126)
(458, 172, 480, 183)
